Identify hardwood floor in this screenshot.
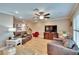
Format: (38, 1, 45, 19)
(16, 37, 51, 55)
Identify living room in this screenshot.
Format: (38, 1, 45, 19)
(0, 3, 79, 55)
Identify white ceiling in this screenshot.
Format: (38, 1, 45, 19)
(0, 3, 77, 20)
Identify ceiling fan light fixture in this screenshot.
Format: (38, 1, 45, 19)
(39, 15, 44, 19)
(33, 8, 50, 20)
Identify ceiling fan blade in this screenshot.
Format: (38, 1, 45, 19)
(44, 13, 50, 16)
(35, 13, 40, 16)
(45, 17, 50, 18)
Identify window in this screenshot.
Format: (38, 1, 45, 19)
(73, 15, 79, 48)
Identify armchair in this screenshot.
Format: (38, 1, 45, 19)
(32, 32, 39, 37)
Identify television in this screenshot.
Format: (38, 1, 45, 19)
(45, 25, 57, 32)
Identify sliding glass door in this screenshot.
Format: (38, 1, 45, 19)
(73, 15, 79, 48)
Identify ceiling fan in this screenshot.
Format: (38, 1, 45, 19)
(33, 8, 50, 20)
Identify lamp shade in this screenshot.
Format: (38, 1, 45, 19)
(8, 27, 16, 32)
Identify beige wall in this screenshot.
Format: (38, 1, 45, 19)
(25, 19, 71, 38)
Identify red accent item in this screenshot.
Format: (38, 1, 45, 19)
(32, 32, 39, 37)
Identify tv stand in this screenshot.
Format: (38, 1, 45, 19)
(44, 32, 58, 40)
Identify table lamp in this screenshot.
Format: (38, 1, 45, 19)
(8, 27, 16, 39)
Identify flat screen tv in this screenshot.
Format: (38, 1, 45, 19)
(45, 25, 57, 32)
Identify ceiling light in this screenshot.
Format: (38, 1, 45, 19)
(39, 16, 44, 19)
(33, 8, 50, 20)
(15, 11, 19, 14)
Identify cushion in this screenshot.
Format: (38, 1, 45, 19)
(64, 38, 75, 49)
(72, 44, 79, 50)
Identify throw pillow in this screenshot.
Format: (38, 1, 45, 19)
(64, 38, 75, 49)
(71, 44, 79, 50)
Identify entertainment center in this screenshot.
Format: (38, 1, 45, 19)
(44, 25, 58, 40)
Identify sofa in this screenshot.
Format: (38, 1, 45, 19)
(14, 32, 32, 45)
(47, 40, 79, 55)
(22, 34, 32, 44)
